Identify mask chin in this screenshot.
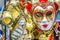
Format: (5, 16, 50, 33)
(37, 20, 54, 30)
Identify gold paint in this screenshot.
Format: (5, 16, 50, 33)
(7, 4, 14, 11)
(11, 9, 20, 20)
(26, 19, 34, 32)
(46, 13, 55, 21)
(33, 9, 43, 21)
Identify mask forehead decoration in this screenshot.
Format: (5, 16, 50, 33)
(32, 0, 59, 30)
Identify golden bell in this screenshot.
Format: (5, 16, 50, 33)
(2, 17, 12, 25)
(2, 11, 12, 25)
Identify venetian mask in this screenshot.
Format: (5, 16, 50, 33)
(32, 1, 58, 30)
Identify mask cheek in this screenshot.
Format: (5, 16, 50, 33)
(37, 21, 54, 30)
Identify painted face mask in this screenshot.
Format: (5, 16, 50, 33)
(33, 2, 57, 31)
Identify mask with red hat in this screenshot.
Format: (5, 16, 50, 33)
(32, 0, 59, 31)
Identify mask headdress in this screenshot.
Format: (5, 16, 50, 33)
(39, 0, 48, 4)
(39, 0, 59, 10)
(32, 0, 59, 16)
(32, 0, 59, 31)
(24, 0, 59, 15)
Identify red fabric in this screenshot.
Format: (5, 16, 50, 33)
(18, 0, 25, 7)
(26, 2, 32, 12)
(39, 0, 48, 3)
(37, 29, 42, 33)
(20, 0, 24, 2)
(54, 2, 59, 10)
(49, 35, 54, 40)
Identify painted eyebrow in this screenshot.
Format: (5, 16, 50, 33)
(34, 6, 46, 11)
(47, 6, 54, 9)
(46, 6, 54, 13)
(34, 6, 54, 12)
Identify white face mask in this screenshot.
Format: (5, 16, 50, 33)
(37, 17, 54, 30)
(33, 5, 55, 31)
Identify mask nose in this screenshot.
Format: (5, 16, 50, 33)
(42, 17, 47, 23)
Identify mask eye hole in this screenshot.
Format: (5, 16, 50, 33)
(35, 12, 43, 17)
(46, 11, 52, 16)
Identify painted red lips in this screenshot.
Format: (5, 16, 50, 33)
(42, 24, 48, 28)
